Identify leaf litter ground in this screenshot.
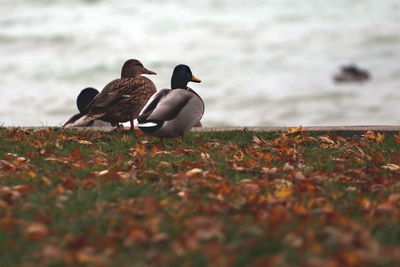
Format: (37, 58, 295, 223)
(0, 127, 399, 266)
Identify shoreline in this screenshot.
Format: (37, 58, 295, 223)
(2, 125, 400, 133)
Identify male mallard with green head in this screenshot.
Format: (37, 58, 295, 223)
(137, 64, 203, 144)
(66, 59, 157, 131)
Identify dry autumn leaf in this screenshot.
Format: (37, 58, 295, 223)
(26, 222, 49, 240)
(1, 127, 400, 266)
(381, 163, 400, 171)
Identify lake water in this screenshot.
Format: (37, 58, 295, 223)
(1, 0, 400, 127)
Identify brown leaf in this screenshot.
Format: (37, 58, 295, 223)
(128, 226, 149, 243)
(12, 185, 31, 195)
(26, 222, 49, 240)
(297, 180, 317, 193)
(187, 216, 221, 241)
(318, 136, 335, 144)
(381, 163, 400, 171)
(252, 135, 265, 145)
(42, 244, 62, 261)
(76, 140, 92, 145)
(186, 168, 203, 177)
(0, 160, 16, 171)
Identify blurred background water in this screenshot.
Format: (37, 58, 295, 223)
(0, 0, 399, 127)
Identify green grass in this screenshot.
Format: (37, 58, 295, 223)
(0, 127, 399, 266)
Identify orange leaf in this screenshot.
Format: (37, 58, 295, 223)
(297, 180, 317, 193)
(292, 203, 309, 216)
(70, 146, 82, 160)
(128, 226, 149, 243)
(261, 153, 273, 162)
(395, 134, 400, 144)
(275, 186, 293, 199)
(337, 251, 361, 266)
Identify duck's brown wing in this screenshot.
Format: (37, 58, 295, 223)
(87, 77, 156, 116)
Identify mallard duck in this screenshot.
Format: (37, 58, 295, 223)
(333, 64, 371, 83)
(137, 64, 203, 144)
(66, 59, 157, 131)
(62, 87, 111, 128)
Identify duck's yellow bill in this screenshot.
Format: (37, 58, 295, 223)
(191, 75, 201, 83)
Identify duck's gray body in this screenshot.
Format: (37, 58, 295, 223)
(138, 88, 204, 138)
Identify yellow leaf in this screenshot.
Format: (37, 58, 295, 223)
(376, 132, 384, 143)
(363, 130, 376, 140)
(287, 126, 303, 134)
(275, 186, 293, 199)
(27, 170, 36, 178)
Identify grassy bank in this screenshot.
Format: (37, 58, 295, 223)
(0, 127, 399, 266)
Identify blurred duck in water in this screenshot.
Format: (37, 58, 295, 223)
(333, 64, 371, 83)
(137, 64, 203, 145)
(62, 87, 111, 127)
(65, 59, 156, 131)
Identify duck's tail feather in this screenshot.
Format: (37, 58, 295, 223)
(137, 120, 164, 133)
(63, 113, 105, 128)
(138, 121, 158, 127)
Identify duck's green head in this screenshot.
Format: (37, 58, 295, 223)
(171, 64, 201, 89)
(121, 59, 157, 78)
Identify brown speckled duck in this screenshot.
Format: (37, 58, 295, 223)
(137, 64, 203, 144)
(66, 59, 157, 131)
(62, 87, 111, 128)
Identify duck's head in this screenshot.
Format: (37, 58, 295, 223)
(121, 59, 157, 78)
(77, 87, 99, 114)
(171, 64, 201, 89)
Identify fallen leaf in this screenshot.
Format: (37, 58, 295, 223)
(381, 163, 400, 171)
(287, 126, 303, 134)
(318, 136, 335, 144)
(186, 168, 203, 177)
(26, 222, 49, 240)
(275, 186, 293, 199)
(76, 140, 92, 145)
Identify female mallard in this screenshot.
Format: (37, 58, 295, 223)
(62, 87, 111, 128)
(66, 59, 157, 131)
(137, 64, 203, 143)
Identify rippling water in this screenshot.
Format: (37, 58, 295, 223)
(1, 0, 400, 126)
